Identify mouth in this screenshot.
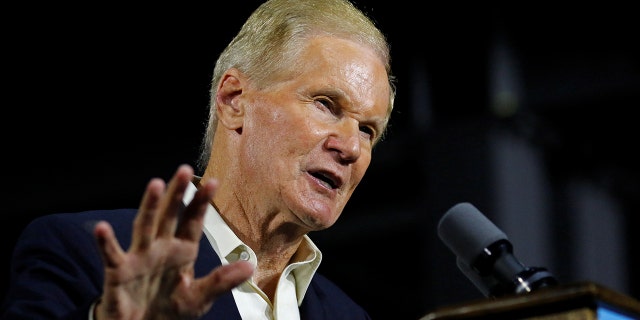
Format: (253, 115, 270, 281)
(309, 170, 342, 190)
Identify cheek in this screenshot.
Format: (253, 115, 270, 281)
(242, 107, 307, 172)
(262, 107, 320, 152)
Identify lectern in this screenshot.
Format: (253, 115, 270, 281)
(420, 282, 640, 320)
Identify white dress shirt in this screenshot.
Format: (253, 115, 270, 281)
(184, 182, 323, 320)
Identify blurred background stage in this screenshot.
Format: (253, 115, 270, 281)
(4, 1, 639, 319)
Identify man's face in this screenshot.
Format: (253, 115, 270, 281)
(238, 36, 390, 233)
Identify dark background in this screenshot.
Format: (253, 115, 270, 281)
(4, 1, 639, 319)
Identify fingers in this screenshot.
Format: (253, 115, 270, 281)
(155, 165, 194, 238)
(93, 165, 229, 319)
(130, 163, 219, 255)
(175, 178, 218, 242)
(131, 164, 194, 250)
(94, 221, 125, 268)
(131, 177, 166, 250)
(199, 261, 254, 301)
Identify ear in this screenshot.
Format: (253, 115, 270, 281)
(215, 68, 246, 130)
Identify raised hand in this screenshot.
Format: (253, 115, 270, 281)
(92, 165, 253, 320)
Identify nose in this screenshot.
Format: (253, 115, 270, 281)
(324, 118, 361, 163)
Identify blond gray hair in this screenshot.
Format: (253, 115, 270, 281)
(197, 0, 396, 172)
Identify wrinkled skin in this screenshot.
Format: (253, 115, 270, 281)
(92, 35, 390, 319)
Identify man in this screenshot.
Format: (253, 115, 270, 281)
(1, 0, 396, 318)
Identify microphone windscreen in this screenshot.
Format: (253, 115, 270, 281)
(437, 202, 508, 265)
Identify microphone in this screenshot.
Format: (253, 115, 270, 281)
(437, 202, 558, 297)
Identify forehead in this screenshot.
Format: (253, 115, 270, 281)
(294, 36, 390, 117)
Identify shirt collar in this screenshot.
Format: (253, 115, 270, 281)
(183, 180, 323, 304)
(183, 181, 243, 260)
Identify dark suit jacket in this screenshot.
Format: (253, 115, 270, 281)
(1, 209, 371, 319)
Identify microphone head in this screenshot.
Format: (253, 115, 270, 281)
(437, 202, 508, 266)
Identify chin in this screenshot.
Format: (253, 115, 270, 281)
(302, 211, 340, 231)
(288, 192, 343, 230)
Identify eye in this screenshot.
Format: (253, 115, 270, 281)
(359, 125, 375, 141)
(314, 97, 336, 113)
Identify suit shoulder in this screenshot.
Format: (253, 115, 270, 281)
(305, 273, 371, 319)
(20, 208, 138, 246)
(27, 208, 138, 228)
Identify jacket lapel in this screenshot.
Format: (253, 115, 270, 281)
(195, 236, 243, 320)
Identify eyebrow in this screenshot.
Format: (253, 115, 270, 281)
(310, 86, 388, 137)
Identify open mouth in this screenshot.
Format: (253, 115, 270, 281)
(310, 170, 340, 189)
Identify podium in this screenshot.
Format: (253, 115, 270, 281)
(420, 282, 640, 320)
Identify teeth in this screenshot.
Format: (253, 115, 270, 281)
(319, 179, 333, 189)
(313, 172, 336, 189)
